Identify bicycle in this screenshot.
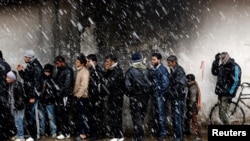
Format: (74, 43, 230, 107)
(209, 82, 250, 125)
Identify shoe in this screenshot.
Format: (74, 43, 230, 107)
(110, 137, 124, 141)
(66, 134, 70, 139)
(57, 134, 70, 139)
(52, 133, 57, 138)
(15, 139, 25, 141)
(11, 136, 17, 141)
(193, 137, 202, 141)
(57, 134, 65, 140)
(25, 137, 34, 141)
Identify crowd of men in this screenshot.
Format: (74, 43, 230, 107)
(0, 49, 205, 141)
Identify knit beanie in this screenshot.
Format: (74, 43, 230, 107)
(7, 71, 16, 81)
(131, 52, 143, 62)
(24, 49, 36, 58)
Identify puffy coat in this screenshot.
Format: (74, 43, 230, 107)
(125, 63, 152, 97)
(211, 58, 241, 96)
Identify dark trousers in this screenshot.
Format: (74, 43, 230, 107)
(75, 98, 89, 135)
(107, 93, 124, 138)
(130, 95, 149, 141)
(89, 97, 105, 138)
(25, 101, 39, 140)
(56, 98, 71, 136)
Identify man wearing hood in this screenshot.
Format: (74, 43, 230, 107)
(124, 52, 151, 141)
(17, 49, 43, 141)
(211, 52, 241, 125)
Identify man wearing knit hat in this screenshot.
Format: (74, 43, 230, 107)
(211, 52, 241, 125)
(124, 52, 151, 141)
(6, 70, 26, 141)
(17, 49, 43, 141)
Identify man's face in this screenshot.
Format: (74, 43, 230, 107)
(75, 59, 82, 68)
(151, 56, 160, 67)
(24, 56, 31, 63)
(86, 59, 95, 69)
(105, 58, 113, 70)
(6, 76, 14, 84)
(55, 61, 64, 68)
(167, 60, 175, 68)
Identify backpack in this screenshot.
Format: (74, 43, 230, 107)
(231, 62, 241, 97)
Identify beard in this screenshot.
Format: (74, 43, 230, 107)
(153, 62, 159, 68)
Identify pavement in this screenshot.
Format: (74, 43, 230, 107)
(28, 125, 209, 141)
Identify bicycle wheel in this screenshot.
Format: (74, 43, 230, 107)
(209, 101, 245, 125)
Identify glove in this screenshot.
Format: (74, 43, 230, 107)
(215, 53, 221, 60)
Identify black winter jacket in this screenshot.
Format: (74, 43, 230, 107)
(168, 64, 187, 100)
(125, 66, 152, 96)
(18, 58, 43, 100)
(40, 75, 59, 105)
(104, 63, 125, 96)
(89, 65, 107, 100)
(55, 64, 74, 98)
(211, 58, 241, 96)
(11, 81, 25, 110)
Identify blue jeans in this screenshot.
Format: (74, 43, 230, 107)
(151, 94, 167, 138)
(39, 104, 57, 135)
(14, 108, 25, 139)
(171, 99, 185, 141)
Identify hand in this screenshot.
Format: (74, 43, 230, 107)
(29, 98, 35, 103)
(105, 64, 111, 70)
(16, 64, 23, 71)
(215, 53, 221, 60)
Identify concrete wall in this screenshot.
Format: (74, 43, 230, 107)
(0, 2, 55, 69)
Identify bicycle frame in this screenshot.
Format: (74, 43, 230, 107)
(234, 82, 250, 109)
(209, 82, 250, 125)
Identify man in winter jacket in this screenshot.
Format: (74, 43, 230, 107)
(6, 70, 26, 141)
(73, 53, 90, 141)
(211, 52, 241, 125)
(167, 55, 187, 141)
(39, 63, 58, 139)
(86, 54, 106, 140)
(125, 52, 151, 141)
(17, 49, 43, 141)
(104, 54, 125, 141)
(149, 52, 169, 141)
(54, 55, 74, 140)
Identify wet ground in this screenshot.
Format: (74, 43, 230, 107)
(26, 125, 209, 141)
